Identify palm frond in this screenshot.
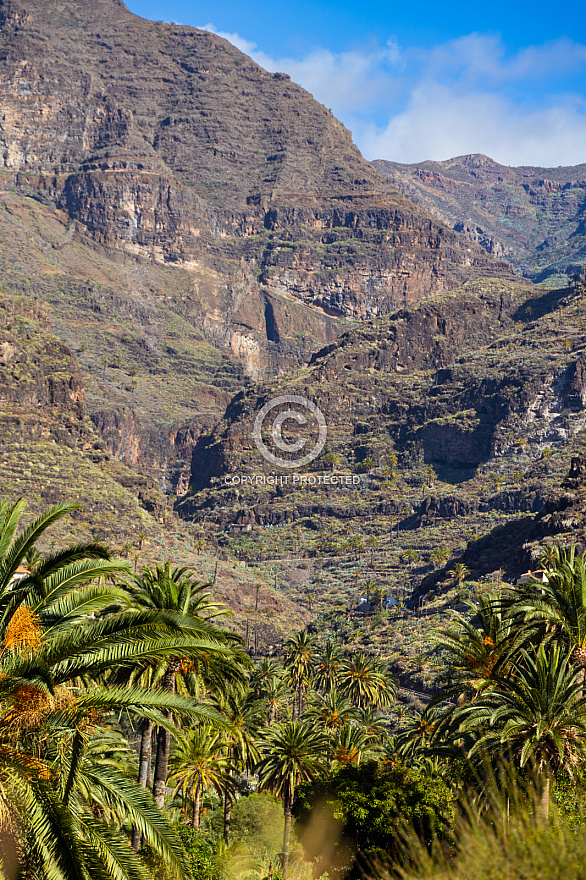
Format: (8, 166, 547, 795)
(30, 560, 132, 614)
(0, 502, 79, 593)
(81, 768, 189, 879)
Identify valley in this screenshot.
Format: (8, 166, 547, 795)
(1, 2, 586, 878)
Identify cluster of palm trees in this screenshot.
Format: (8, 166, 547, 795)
(0, 499, 250, 880)
(166, 633, 397, 875)
(396, 545, 586, 819)
(0, 499, 398, 880)
(9, 492, 586, 880)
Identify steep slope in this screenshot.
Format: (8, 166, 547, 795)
(0, 0, 513, 351)
(373, 154, 586, 283)
(174, 279, 586, 637)
(180, 279, 586, 533)
(0, 289, 308, 645)
(0, 190, 250, 490)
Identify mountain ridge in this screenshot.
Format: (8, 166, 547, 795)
(0, 0, 515, 336)
(372, 154, 586, 283)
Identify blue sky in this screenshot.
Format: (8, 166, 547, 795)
(127, 0, 586, 167)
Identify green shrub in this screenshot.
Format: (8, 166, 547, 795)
(175, 825, 226, 880)
(230, 792, 284, 853)
(294, 761, 454, 877)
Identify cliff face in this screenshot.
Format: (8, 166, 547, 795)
(181, 280, 586, 534)
(0, 0, 514, 343)
(372, 154, 586, 283)
(0, 295, 85, 425)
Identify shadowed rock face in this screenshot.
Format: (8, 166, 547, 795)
(180, 278, 586, 534)
(0, 0, 514, 362)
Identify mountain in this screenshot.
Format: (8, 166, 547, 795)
(0, 0, 518, 491)
(178, 277, 586, 613)
(2, 0, 577, 647)
(372, 154, 586, 284)
(0, 0, 513, 340)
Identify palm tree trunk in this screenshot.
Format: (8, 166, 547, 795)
(132, 717, 153, 851)
(282, 801, 292, 879)
(192, 780, 202, 829)
(539, 775, 551, 824)
(138, 717, 154, 787)
(223, 791, 233, 845)
(153, 663, 178, 809)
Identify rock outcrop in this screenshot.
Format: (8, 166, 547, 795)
(180, 278, 586, 534)
(0, 0, 514, 366)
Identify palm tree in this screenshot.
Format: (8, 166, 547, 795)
(312, 641, 343, 693)
(283, 631, 314, 718)
(401, 548, 419, 568)
(251, 657, 281, 697)
(366, 535, 379, 566)
(396, 707, 441, 762)
(169, 726, 231, 828)
(356, 706, 391, 742)
(257, 721, 326, 877)
(382, 466, 396, 484)
(448, 562, 470, 584)
(215, 688, 262, 844)
(348, 535, 365, 560)
(9, 713, 191, 880)
(0, 498, 250, 878)
(434, 593, 522, 701)
(130, 562, 246, 808)
(456, 644, 586, 818)
(324, 451, 340, 471)
(503, 546, 586, 677)
(262, 675, 291, 724)
(0, 591, 232, 874)
(0, 499, 131, 627)
(430, 546, 450, 569)
(424, 464, 436, 488)
(339, 654, 396, 709)
(330, 722, 377, 767)
(304, 689, 357, 733)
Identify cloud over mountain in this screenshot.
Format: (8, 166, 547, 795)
(200, 26, 586, 166)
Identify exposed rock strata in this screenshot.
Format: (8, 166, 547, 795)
(181, 280, 586, 532)
(0, 0, 514, 369)
(373, 154, 586, 282)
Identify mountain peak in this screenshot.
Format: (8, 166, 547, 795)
(449, 153, 499, 167)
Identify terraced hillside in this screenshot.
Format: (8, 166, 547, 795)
(0, 287, 308, 646)
(178, 277, 586, 670)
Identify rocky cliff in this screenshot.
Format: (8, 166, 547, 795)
(372, 154, 586, 283)
(0, 0, 521, 489)
(0, 0, 513, 352)
(181, 279, 586, 536)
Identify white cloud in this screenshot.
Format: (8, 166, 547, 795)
(361, 88, 586, 167)
(199, 25, 586, 167)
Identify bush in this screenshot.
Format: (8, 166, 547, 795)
(230, 792, 284, 852)
(175, 825, 225, 880)
(399, 795, 586, 880)
(294, 761, 454, 877)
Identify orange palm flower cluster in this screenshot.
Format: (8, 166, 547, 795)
(2, 606, 42, 657)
